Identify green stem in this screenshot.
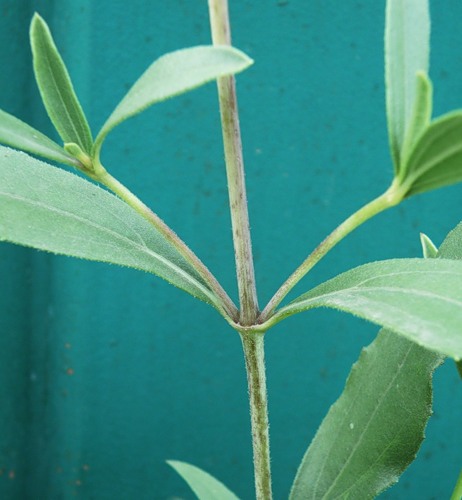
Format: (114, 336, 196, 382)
(208, 0, 259, 326)
(240, 333, 273, 500)
(94, 165, 239, 321)
(260, 181, 404, 322)
(450, 469, 462, 500)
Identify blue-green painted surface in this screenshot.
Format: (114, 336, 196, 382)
(0, 1, 461, 498)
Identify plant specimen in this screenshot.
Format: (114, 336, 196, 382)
(0, 0, 462, 498)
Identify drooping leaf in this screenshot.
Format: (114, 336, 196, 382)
(399, 71, 433, 171)
(272, 258, 462, 360)
(289, 329, 442, 500)
(0, 146, 221, 309)
(0, 108, 79, 167)
(385, 0, 430, 172)
(94, 45, 253, 155)
(167, 460, 239, 500)
(401, 111, 462, 196)
(420, 232, 438, 259)
(30, 13, 93, 153)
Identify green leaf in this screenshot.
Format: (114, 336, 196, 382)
(0, 146, 220, 308)
(401, 111, 462, 196)
(437, 221, 462, 261)
(399, 71, 433, 171)
(94, 45, 253, 155)
(30, 13, 93, 153)
(385, 0, 430, 173)
(289, 329, 442, 500)
(420, 232, 438, 259)
(0, 108, 79, 167)
(167, 460, 239, 500)
(273, 258, 462, 360)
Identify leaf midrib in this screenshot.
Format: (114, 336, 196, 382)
(0, 189, 215, 303)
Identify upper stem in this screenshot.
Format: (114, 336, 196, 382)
(260, 181, 404, 322)
(208, 0, 259, 326)
(94, 164, 239, 321)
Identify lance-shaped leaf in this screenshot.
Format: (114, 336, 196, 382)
(399, 71, 433, 172)
(0, 108, 79, 167)
(401, 111, 462, 196)
(167, 461, 239, 500)
(94, 45, 253, 155)
(30, 13, 93, 153)
(272, 258, 462, 360)
(0, 146, 221, 309)
(385, 0, 430, 173)
(290, 329, 442, 499)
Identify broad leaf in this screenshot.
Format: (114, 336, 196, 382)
(437, 221, 462, 378)
(402, 111, 462, 196)
(289, 329, 442, 499)
(167, 460, 239, 500)
(30, 14, 93, 153)
(437, 220, 462, 260)
(0, 108, 79, 167)
(273, 259, 462, 359)
(94, 45, 253, 154)
(385, 0, 430, 172)
(0, 146, 221, 308)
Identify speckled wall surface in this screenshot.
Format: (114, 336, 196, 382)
(0, 1, 461, 498)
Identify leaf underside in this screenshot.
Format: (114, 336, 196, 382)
(167, 460, 239, 500)
(94, 45, 253, 152)
(0, 146, 219, 308)
(277, 258, 462, 360)
(0, 108, 78, 167)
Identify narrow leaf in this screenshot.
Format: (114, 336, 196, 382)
(290, 329, 442, 499)
(400, 71, 433, 172)
(274, 259, 462, 360)
(385, 0, 430, 172)
(0, 108, 79, 167)
(420, 232, 438, 259)
(94, 45, 253, 154)
(0, 146, 220, 308)
(167, 460, 239, 500)
(30, 13, 93, 153)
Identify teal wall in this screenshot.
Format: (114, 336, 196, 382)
(1, 1, 461, 498)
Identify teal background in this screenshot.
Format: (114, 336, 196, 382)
(0, 1, 461, 498)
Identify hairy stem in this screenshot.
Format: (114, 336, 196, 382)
(241, 333, 273, 500)
(208, 0, 259, 325)
(94, 165, 238, 321)
(260, 181, 404, 322)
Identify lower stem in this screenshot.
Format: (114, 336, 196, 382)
(240, 333, 272, 500)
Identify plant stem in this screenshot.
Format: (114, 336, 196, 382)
(208, 0, 259, 326)
(94, 165, 239, 321)
(260, 182, 403, 322)
(450, 469, 462, 500)
(240, 333, 273, 500)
